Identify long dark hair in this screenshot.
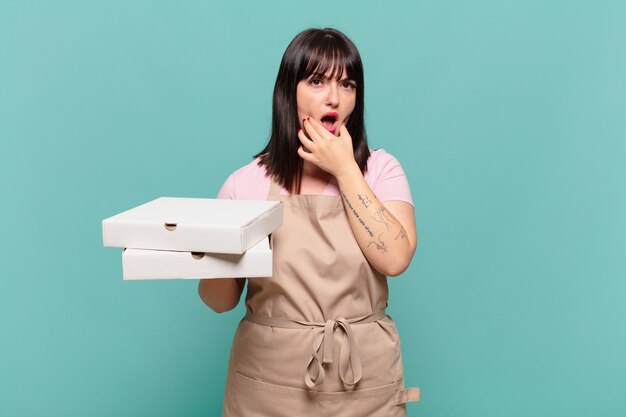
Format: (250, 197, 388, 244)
(255, 28, 369, 194)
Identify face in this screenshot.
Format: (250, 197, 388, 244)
(296, 68, 357, 136)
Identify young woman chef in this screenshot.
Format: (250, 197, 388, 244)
(199, 27, 420, 416)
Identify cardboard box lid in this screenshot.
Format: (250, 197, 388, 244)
(102, 197, 283, 254)
(121, 237, 272, 280)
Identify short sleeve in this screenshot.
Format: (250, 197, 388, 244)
(214, 158, 272, 200)
(216, 173, 235, 199)
(368, 149, 414, 207)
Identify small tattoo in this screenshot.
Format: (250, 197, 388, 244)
(395, 227, 407, 240)
(372, 207, 394, 230)
(358, 194, 372, 208)
(341, 191, 374, 237)
(368, 233, 388, 252)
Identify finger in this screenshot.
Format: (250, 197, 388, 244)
(302, 118, 325, 143)
(338, 123, 350, 137)
(297, 145, 315, 162)
(310, 117, 338, 140)
(298, 129, 315, 150)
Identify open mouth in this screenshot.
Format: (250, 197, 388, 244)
(321, 112, 338, 133)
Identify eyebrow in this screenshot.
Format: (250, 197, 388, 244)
(310, 72, 330, 79)
(309, 72, 355, 82)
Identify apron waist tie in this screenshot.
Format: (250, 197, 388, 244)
(244, 310, 388, 389)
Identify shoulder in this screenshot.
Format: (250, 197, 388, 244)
(216, 158, 271, 200)
(365, 148, 413, 206)
(365, 148, 406, 181)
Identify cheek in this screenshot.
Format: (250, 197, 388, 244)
(297, 100, 311, 113)
(342, 95, 357, 118)
(295, 84, 308, 113)
(296, 91, 314, 115)
(296, 103, 311, 125)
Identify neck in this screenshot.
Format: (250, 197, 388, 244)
(302, 160, 329, 179)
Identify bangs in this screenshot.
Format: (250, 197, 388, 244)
(256, 27, 369, 194)
(301, 39, 360, 82)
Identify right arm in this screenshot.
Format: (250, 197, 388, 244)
(198, 278, 245, 313)
(198, 173, 246, 313)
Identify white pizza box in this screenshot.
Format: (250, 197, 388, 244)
(121, 237, 272, 280)
(102, 197, 283, 254)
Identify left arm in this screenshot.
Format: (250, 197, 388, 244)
(335, 164, 417, 276)
(298, 118, 417, 276)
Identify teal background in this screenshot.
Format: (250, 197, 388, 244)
(1, 1, 625, 416)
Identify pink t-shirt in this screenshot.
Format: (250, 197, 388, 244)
(216, 148, 413, 206)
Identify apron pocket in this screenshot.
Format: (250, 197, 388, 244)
(228, 371, 410, 417)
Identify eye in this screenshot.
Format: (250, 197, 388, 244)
(310, 78, 323, 86)
(341, 80, 357, 90)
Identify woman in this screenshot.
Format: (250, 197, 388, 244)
(199, 28, 420, 416)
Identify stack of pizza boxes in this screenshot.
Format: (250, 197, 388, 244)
(102, 197, 283, 280)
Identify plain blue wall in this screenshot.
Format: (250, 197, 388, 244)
(1, 1, 625, 416)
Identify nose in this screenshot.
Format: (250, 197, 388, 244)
(325, 83, 339, 107)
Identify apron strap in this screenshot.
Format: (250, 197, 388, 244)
(267, 177, 282, 250)
(245, 310, 387, 389)
(268, 177, 282, 197)
(394, 387, 421, 405)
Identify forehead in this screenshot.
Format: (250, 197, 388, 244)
(303, 45, 355, 79)
(306, 64, 352, 80)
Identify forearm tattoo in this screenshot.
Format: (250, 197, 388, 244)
(343, 192, 409, 254)
(341, 191, 374, 237)
(372, 207, 394, 230)
(395, 226, 407, 240)
(368, 233, 388, 252)
(358, 194, 372, 208)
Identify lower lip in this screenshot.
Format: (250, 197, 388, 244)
(325, 127, 336, 134)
